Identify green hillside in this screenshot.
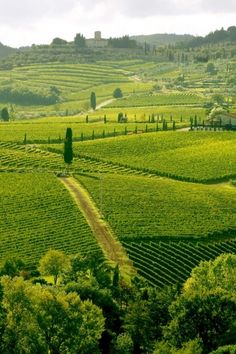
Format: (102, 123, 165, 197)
(77, 173, 236, 240)
(66, 131, 236, 183)
(0, 172, 102, 265)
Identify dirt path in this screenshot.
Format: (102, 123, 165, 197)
(96, 98, 115, 110)
(60, 176, 136, 278)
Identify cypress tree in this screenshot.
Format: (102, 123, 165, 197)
(90, 92, 96, 110)
(64, 128, 73, 166)
(1, 107, 9, 121)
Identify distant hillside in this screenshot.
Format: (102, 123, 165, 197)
(0, 42, 16, 59)
(131, 33, 194, 47)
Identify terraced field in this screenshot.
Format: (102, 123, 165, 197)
(0, 173, 103, 266)
(0, 62, 154, 118)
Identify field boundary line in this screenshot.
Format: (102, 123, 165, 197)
(59, 176, 136, 278)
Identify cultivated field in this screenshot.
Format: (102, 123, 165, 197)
(0, 172, 102, 265)
(0, 58, 236, 287)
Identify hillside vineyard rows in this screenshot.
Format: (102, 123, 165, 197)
(0, 56, 236, 289)
(0, 173, 103, 265)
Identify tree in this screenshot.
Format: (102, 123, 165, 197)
(90, 92, 96, 110)
(1, 277, 105, 354)
(206, 62, 217, 75)
(0, 258, 25, 278)
(162, 254, 236, 353)
(113, 88, 123, 98)
(74, 33, 86, 48)
(183, 254, 236, 296)
(1, 107, 9, 121)
(51, 37, 67, 45)
(64, 127, 73, 167)
(117, 112, 123, 123)
(38, 249, 71, 285)
(164, 293, 236, 353)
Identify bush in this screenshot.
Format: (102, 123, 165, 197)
(113, 88, 123, 98)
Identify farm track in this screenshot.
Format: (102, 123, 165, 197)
(60, 176, 136, 278)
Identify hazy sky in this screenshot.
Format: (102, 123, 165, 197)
(1, 0, 236, 47)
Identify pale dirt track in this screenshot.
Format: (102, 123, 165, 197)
(60, 176, 136, 278)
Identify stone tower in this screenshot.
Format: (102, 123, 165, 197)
(94, 31, 102, 41)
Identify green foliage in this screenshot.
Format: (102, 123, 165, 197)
(38, 249, 71, 284)
(51, 37, 68, 45)
(0, 85, 60, 105)
(1, 276, 105, 354)
(210, 345, 236, 354)
(115, 333, 134, 354)
(206, 62, 217, 75)
(164, 293, 236, 353)
(64, 127, 73, 165)
(0, 258, 25, 278)
(74, 33, 86, 48)
(153, 338, 203, 354)
(113, 87, 123, 98)
(1, 107, 9, 121)
(90, 91, 96, 110)
(183, 254, 236, 296)
(108, 36, 137, 49)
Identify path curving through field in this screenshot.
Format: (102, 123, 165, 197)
(60, 176, 136, 278)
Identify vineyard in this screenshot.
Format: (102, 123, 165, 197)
(0, 172, 102, 265)
(106, 92, 206, 108)
(0, 61, 153, 118)
(76, 173, 236, 240)
(0, 56, 235, 289)
(122, 239, 236, 288)
(68, 131, 236, 183)
(0, 121, 164, 143)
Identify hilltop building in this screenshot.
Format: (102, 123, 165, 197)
(86, 31, 108, 48)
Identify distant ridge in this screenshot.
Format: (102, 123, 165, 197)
(0, 42, 16, 59)
(131, 33, 194, 47)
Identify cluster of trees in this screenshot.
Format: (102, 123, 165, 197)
(0, 85, 60, 105)
(181, 26, 236, 49)
(108, 36, 138, 49)
(1, 107, 9, 121)
(0, 251, 235, 353)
